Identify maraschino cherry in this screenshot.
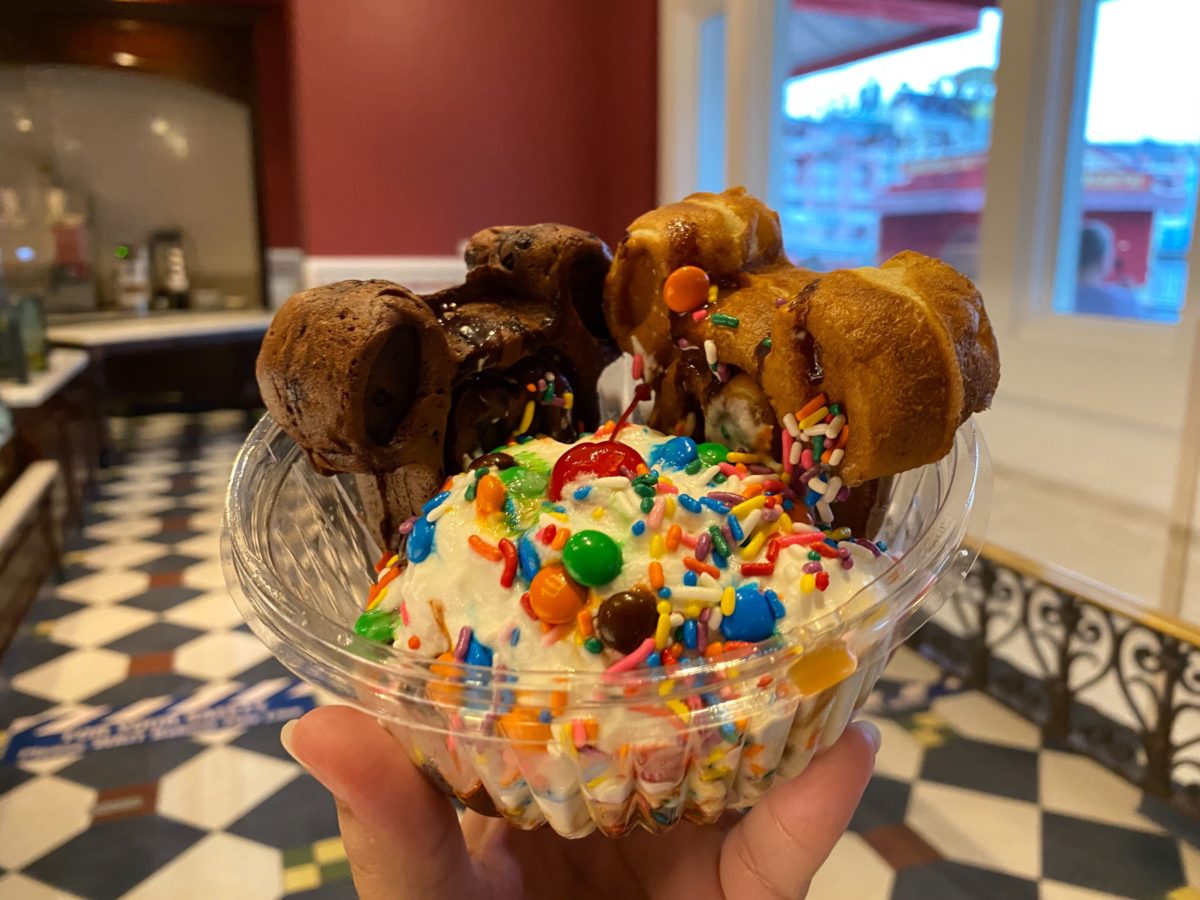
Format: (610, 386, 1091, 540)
(547, 384, 651, 500)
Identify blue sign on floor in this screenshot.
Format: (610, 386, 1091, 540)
(1, 678, 316, 764)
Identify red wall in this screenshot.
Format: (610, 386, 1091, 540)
(287, 0, 657, 255)
(254, 4, 301, 248)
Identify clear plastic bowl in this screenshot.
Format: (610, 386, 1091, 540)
(222, 415, 990, 838)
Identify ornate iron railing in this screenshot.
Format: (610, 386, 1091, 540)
(911, 544, 1200, 820)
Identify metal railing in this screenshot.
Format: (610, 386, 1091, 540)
(913, 543, 1200, 820)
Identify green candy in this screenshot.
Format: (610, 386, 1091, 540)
(499, 466, 548, 499)
(512, 451, 551, 475)
(640, 495, 655, 514)
(708, 525, 730, 558)
(354, 608, 396, 643)
(562, 530, 623, 586)
(685, 459, 703, 475)
(584, 636, 604, 654)
(696, 442, 729, 466)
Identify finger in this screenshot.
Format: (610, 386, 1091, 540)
(286, 706, 477, 900)
(720, 721, 880, 900)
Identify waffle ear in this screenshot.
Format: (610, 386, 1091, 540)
(604, 187, 787, 369)
(464, 224, 613, 344)
(795, 251, 1000, 483)
(256, 280, 454, 477)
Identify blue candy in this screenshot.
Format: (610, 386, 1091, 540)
(407, 515, 435, 563)
(649, 436, 698, 471)
(699, 497, 730, 515)
(728, 514, 745, 543)
(573, 486, 592, 501)
(517, 533, 541, 581)
(682, 619, 698, 649)
(678, 493, 702, 513)
(465, 634, 494, 667)
(683, 570, 699, 587)
(765, 589, 786, 619)
(421, 490, 451, 514)
(631, 520, 646, 536)
(658, 587, 672, 599)
(646, 652, 662, 667)
(719, 583, 776, 642)
(711, 550, 728, 569)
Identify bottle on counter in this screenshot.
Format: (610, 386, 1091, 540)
(149, 229, 191, 311)
(113, 242, 150, 314)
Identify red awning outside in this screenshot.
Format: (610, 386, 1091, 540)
(785, 0, 988, 78)
(875, 149, 1185, 215)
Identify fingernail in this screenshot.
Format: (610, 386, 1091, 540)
(279, 716, 356, 816)
(855, 719, 882, 753)
(280, 719, 305, 766)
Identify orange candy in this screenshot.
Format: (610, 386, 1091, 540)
(498, 706, 551, 748)
(428, 652, 463, 706)
(475, 474, 506, 516)
(788, 643, 858, 696)
(528, 564, 588, 624)
(663, 265, 710, 313)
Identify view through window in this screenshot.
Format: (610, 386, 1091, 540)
(775, 4, 1002, 278)
(1065, 0, 1200, 323)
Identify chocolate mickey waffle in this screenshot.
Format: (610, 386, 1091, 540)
(257, 224, 617, 549)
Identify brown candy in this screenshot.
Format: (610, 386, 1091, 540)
(595, 589, 659, 654)
(467, 452, 517, 471)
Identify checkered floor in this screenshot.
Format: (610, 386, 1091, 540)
(0, 412, 1197, 899)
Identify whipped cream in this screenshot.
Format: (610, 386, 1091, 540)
(366, 425, 891, 672)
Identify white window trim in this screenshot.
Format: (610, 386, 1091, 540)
(659, 0, 727, 205)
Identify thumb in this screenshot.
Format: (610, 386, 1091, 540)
(720, 720, 880, 899)
(285, 705, 478, 900)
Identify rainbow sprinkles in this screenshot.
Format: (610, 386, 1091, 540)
(355, 356, 888, 701)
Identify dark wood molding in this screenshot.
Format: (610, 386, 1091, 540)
(0, 3, 267, 102)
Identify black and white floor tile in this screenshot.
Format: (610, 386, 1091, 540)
(0, 412, 1196, 899)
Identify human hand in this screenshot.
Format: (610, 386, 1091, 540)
(283, 706, 879, 900)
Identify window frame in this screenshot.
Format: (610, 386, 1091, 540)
(978, 0, 1199, 426)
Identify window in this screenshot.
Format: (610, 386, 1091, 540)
(775, 6, 1002, 275)
(1063, 0, 1200, 323)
